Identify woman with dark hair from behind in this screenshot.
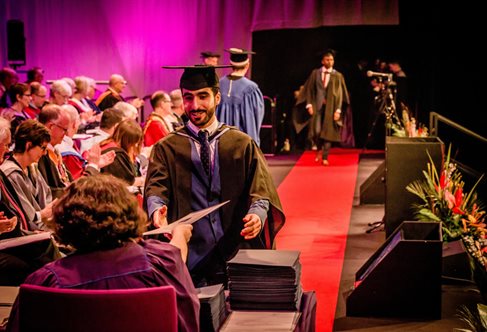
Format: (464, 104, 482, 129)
(7, 174, 199, 332)
(100, 118, 144, 186)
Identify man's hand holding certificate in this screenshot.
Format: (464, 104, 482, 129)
(143, 200, 230, 236)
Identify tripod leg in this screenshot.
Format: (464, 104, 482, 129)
(361, 110, 381, 154)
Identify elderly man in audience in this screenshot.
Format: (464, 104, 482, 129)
(96, 74, 144, 111)
(36, 104, 72, 198)
(56, 105, 115, 180)
(170, 88, 187, 124)
(143, 91, 180, 147)
(7, 175, 200, 331)
(0, 120, 55, 231)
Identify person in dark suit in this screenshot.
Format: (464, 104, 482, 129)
(295, 49, 350, 165)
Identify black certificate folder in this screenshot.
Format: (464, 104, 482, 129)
(227, 249, 303, 311)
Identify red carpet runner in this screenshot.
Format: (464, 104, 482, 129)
(275, 149, 359, 332)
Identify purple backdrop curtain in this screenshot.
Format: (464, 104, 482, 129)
(0, 0, 398, 104)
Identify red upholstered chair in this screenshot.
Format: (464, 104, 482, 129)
(18, 284, 178, 332)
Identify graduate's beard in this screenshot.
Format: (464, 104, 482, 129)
(187, 106, 216, 128)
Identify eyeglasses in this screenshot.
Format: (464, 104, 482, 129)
(39, 144, 48, 151)
(57, 92, 70, 99)
(53, 123, 68, 133)
(23, 93, 32, 97)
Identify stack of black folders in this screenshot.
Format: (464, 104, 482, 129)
(222, 249, 303, 331)
(227, 249, 302, 310)
(196, 283, 227, 332)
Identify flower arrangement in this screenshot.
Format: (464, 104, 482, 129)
(405, 145, 485, 243)
(391, 103, 429, 138)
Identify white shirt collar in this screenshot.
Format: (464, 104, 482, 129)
(187, 118, 219, 137)
(322, 67, 333, 74)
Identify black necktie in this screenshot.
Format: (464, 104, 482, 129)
(198, 130, 211, 175)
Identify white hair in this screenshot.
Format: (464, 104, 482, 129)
(51, 79, 72, 97)
(0, 117, 11, 141)
(113, 101, 138, 120)
(61, 104, 80, 124)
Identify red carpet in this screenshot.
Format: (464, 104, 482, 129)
(275, 148, 359, 332)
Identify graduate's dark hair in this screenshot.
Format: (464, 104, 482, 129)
(49, 175, 147, 252)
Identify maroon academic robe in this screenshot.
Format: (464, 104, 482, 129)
(7, 239, 200, 332)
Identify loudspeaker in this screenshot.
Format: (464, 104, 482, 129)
(7, 20, 26, 64)
(346, 221, 442, 319)
(359, 160, 385, 204)
(384, 137, 443, 237)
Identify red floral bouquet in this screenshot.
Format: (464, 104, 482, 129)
(406, 145, 485, 243)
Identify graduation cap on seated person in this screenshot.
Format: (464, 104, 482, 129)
(162, 65, 231, 90)
(225, 48, 256, 66)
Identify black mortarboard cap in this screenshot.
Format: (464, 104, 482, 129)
(225, 48, 256, 66)
(200, 51, 221, 58)
(162, 65, 231, 90)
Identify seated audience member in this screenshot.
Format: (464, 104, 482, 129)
(25, 66, 44, 85)
(0, 120, 55, 231)
(62, 77, 76, 98)
(0, 117, 25, 240)
(84, 77, 102, 114)
(143, 91, 180, 147)
(24, 82, 48, 118)
(96, 74, 144, 112)
(49, 80, 72, 106)
(95, 74, 128, 111)
(100, 119, 144, 186)
(0, 118, 25, 239)
(68, 76, 96, 130)
(79, 108, 124, 155)
(57, 105, 115, 180)
(169, 89, 187, 124)
(0, 118, 59, 287)
(0, 83, 32, 138)
(113, 101, 139, 121)
(0, 67, 19, 109)
(37, 104, 73, 198)
(7, 175, 199, 332)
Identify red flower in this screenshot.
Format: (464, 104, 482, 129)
(455, 187, 463, 206)
(440, 171, 448, 189)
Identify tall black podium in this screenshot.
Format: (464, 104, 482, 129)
(346, 221, 442, 319)
(384, 136, 443, 237)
